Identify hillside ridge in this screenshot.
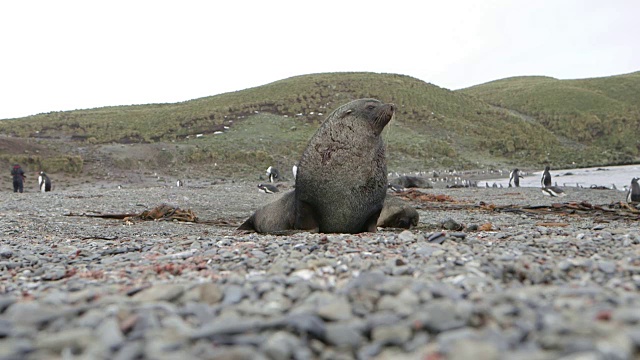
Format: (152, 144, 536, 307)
(1, 72, 638, 185)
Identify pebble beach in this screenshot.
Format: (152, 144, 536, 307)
(1, 181, 639, 359)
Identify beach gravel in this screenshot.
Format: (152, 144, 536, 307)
(0, 181, 639, 359)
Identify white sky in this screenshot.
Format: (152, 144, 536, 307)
(1, 0, 638, 119)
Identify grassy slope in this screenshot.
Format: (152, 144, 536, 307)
(1, 72, 637, 178)
(459, 72, 640, 163)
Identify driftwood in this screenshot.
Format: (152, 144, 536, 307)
(65, 204, 198, 223)
(396, 189, 640, 222)
(65, 204, 244, 227)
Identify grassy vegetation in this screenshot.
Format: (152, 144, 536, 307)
(0, 154, 83, 174)
(1, 72, 638, 178)
(459, 72, 640, 164)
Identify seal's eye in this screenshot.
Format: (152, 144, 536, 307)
(366, 105, 376, 110)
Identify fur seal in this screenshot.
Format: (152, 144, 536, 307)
(294, 98, 395, 233)
(239, 98, 396, 234)
(391, 175, 432, 189)
(376, 196, 419, 229)
(238, 190, 419, 233)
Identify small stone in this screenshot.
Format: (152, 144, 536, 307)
(448, 232, 467, 240)
(442, 218, 463, 231)
(41, 269, 66, 281)
(598, 261, 616, 274)
(261, 331, 301, 360)
(316, 297, 353, 321)
(371, 324, 412, 345)
(198, 283, 224, 304)
(428, 232, 446, 244)
(324, 323, 363, 349)
(131, 284, 185, 302)
(0, 246, 13, 258)
(35, 328, 93, 353)
(95, 317, 125, 350)
(447, 339, 499, 360)
(222, 285, 245, 305)
(398, 230, 416, 243)
(416, 245, 442, 256)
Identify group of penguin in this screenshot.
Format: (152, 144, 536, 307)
(258, 164, 640, 203)
(508, 166, 566, 197)
(256, 164, 301, 194)
(257, 163, 640, 204)
(256, 166, 284, 194)
(509, 166, 640, 202)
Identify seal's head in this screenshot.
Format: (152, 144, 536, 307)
(333, 98, 395, 136)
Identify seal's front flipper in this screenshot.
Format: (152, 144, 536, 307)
(363, 209, 382, 233)
(295, 201, 320, 232)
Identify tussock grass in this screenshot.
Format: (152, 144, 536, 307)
(459, 71, 640, 164)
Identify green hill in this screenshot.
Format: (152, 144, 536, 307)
(1, 72, 637, 181)
(459, 72, 640, 162)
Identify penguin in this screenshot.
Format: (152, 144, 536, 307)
(508, 168, 523, 187)
(541, 166, 552, 188)
(266, 166, 280, 183)
(257, 183, 280, 194)
(626, 178, 640, 202)
(38, 171, 52, 192)
(176, 179, 184, 187)
(542, 186, 566, 197)
(292, 164, 298, 180)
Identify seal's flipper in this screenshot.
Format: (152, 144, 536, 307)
(363, 209, 382, 233)
(295, 201, 320, 231)
(237, 215, 256, 231)
(238, 191, 297, 233)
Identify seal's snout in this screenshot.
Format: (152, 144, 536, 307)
(374, 103, 395, 132)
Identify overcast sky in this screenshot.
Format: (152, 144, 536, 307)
(1, 0, 638, 119)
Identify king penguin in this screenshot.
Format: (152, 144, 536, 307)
(626, 178, 640, 202)
(38, 171, 52, 192)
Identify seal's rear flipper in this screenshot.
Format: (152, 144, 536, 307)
(237, 216, 256, 231)
(295, 201, 320, 231)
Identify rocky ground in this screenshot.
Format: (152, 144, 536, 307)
(1, 180, 639, 360)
